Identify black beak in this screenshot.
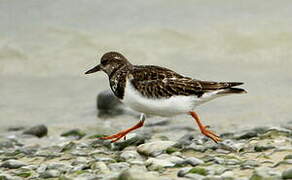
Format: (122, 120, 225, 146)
(85, 64, 101, 74)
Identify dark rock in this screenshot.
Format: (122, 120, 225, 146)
(113, 134, 147, 151)
(7, 126, 25, 131)
(175, 133, 195, 148)
(254, 145, 275, 152)
(61, 129, 86, 140)
(282, 168, 292, 179)
(97, 90, 124, 117)
(1, 160, 27, 169)
(235, 131, 258, 140)
(184, 157, 204, 166)
(39, 170, 60, 178)
(23, 124, 48, 138)
(177, 167, 193, 177)
(284, 154, 292, 160)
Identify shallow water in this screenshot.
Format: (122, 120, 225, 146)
(0, 0, 292, 135)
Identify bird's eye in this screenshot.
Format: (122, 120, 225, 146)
(101, 60, 107, 65)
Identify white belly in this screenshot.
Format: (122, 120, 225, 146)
(121, 80, 201, 117)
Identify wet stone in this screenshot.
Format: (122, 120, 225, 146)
(22, 124, 48, 138)
(177, 167, 193, 177)
(284, 154, 292, 160)
(282, 168, 292, 179)
(137, 140, 176, 156)
(97, 90, 124, 118)
(39, 170, 61, 178)
(184, 157, 204, 166)
(145, 158, 175, 171)
(118, 168, 161, 180)
(108, 162, 130, 172)
(240, 160, 260, 169)
(1, 159, 27, 169)
(61, 129, 86, 140)
(113, 134, 147, 151)
(175, 133, 195, 148)
(250, 167, 281, 180)
(254, 145, 275, 152)
(217, 139, 245, 152)
(120, 150, 143, 161)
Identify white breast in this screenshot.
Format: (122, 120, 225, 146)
(121, 79, 201, 117)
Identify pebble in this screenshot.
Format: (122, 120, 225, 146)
(1, 159, 27, 169)
(22, 124, 48, 138)
(120, 150, 143, 161)
(250, 167, 281, 180)
(108, 162, 130, 172)
(177, 167, 193, 177)
(97, 90, 124, 117)
(60, 129, 86, 140)
(184, 157, 204, 166)
(282, 168, 292, 179)
(137, 141, 176, 156)
(118, 168, 161, 180)
(94, 161, 111, 174)
(145, 158, 175, 170)
(39, 170, 60, 178)
(113, 134, 147, 151)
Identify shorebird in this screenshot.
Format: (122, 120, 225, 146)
(85, 52, 246, 143)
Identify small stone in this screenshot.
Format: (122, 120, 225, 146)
(118, 168, 161, 180)
(120, 150, 142, 161)
(39, 170, 60, 178)
(283, 154, 292, 160)
(250, 167, 281, 180)
(145, 158, 175, 170)
(234, 130, 258, 140)
(240, 160, 259, 169)
(184, 157, 204, 166)
(0, 173, 23, 180)
(217, 139, 245, 152)
(282, 168, 292, 179)
(156, 154, 185, 166)
(61, 129, 86, 140)
(47, 163, 71, 173)
(137, 141, 176, 156)
(175, 133, 195, 148)
(254, 145, 275, 152)
(97, 90, 124, 117)
(23, 124, 48, 138)
(113, 134, 146, 151)
(1, 159, 27, 169)
(93, 162, 111, 174)
(177, 167, 193, 177)
(7, 126, 25, 131)
(108, 162, 130, 172)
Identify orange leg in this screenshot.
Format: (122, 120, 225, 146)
(100, 114, 145, 143)
(189, 111, 222, 143)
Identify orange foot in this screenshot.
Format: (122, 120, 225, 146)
(189, 111, 222, 143)
(99, 117, 145, 143)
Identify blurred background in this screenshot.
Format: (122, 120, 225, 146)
(0, 0, 291, 137)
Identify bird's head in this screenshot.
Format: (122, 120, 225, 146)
(85, 52, 132, 76)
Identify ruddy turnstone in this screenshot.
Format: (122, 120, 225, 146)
(85, 52, 246, 143)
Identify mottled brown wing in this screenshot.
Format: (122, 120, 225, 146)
(131, 65, 188, 80)
(130, 65, 244, 98)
